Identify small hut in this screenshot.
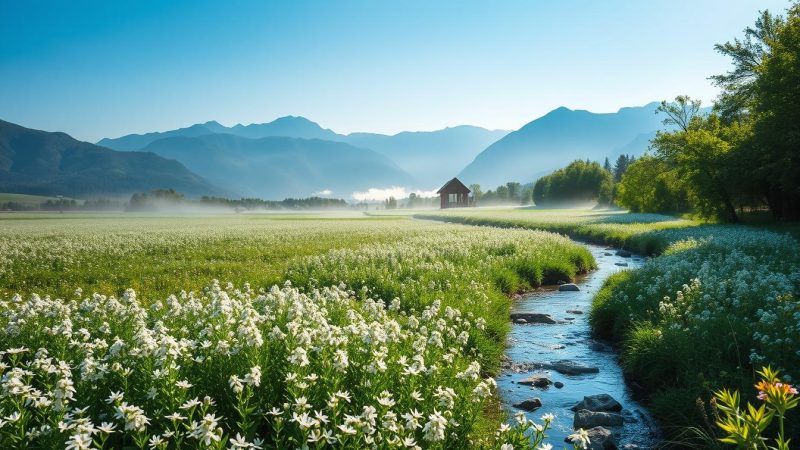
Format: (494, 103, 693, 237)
(437, 177, 471, 209)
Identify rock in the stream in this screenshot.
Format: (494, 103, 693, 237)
(615, 262, 628, 267)
(603, 252, 613, 256)
(615, 249, 632, 257)
(558, 283, 580, 292)
(571, 394, 623, 412)
(509, 313, 557, 324)
(566, 309, 583, 314)
(573, 410, 624, 428)
(519, 375, 552, 388)
(551, 360, 600, 375)
(554, 381, 565, 389)
(513, 318, 528, 324)
(566, 426, 617, 449)
(513, 398, 542, 411)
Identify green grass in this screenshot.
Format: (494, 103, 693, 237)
(415, 208, 702, 255)
(0, 212, 594, 447)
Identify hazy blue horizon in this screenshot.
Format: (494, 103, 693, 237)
(0, 0, 790, 142)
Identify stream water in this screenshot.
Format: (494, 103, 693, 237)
(498, 243, 661, 448)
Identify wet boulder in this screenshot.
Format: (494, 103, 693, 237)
(573, 410, 624, 428)
(551, 360, 600, 375)
(554, 381, 565, 389)
(513, 398, 542, 411)
(513, 318, 528, 324)
(559, 283, 580, 292)
(589, 427, 618, 450)
(519, 375, 552, 388)
(566, 309, 583, 314)
(509, 313, 557, 324)
(571, 394, 623, 412)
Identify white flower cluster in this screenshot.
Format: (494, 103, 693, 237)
(606, 228, 800, 376)
(0, 281, 569, 449)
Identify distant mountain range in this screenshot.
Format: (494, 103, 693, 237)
(97, 116, 342, 150)
(100, 117, 508, 190)
(139, 134, 414, 199)
(344, 126, 508, 188)
(459, 102, 667, 188)
(0, 120, 220, 198)
(1, 102, 684, 200)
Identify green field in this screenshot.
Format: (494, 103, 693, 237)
(419, 207, 800, 443)
(0, 212, 593, 449)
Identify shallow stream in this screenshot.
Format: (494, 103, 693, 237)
(498, 244, 661, 447)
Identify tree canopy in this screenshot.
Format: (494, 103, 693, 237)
(532, 160, 614, 206)
(622, 3, 800, 221)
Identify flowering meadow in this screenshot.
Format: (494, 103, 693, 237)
(592, 227, 800, 429)
(0, 213, 593, 449)
(419, 208, 800, 440)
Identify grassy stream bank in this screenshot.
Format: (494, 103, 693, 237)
(417, 209, 800, 445)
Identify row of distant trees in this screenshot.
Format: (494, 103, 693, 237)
(127, 189, 351, 211)
(1, 189, 353, 212)
(382, 193, 439, 210)
(469, 182, 527, 205)
(467, 154, 635, 207)
(0, 198, 122, 212)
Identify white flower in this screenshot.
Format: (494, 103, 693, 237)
(65, 432, 92, 450)
(567, 428, 591, 449)
(229, 432, 263, 449)
(188, 413, 223, 446)
(422, 410, 447, 442)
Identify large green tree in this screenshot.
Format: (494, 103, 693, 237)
(533, 160, 614, 206)
(712, 4, 800, 219)
(616, 155, 689, 213)
(651, 98, 747, 222)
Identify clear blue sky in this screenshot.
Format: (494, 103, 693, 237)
(0, 0, 790, 142)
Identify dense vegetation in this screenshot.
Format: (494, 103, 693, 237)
(615, 155, 689, 214)
(0, 214, 593, 449)
(417, 208, 800, 444)
(617, 4, 800, 221)
(532, 160, 614, 206)
(468, 182, 526, 206)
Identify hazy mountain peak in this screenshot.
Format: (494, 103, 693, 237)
(459, 101, 665, 188)
(139, 133, 414, 199)
(616, 101, 662, 114)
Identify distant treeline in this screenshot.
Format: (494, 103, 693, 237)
(468, 154, 635, 207)
(198, 195, 348, 210)
(1, 189, 352, 212)
(468, 182, 529, 205)
(126, 189, 351, 211)
(379, 193, 438, 210)
(0, 198, 122, 212)
(533, 160, 613, 206)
